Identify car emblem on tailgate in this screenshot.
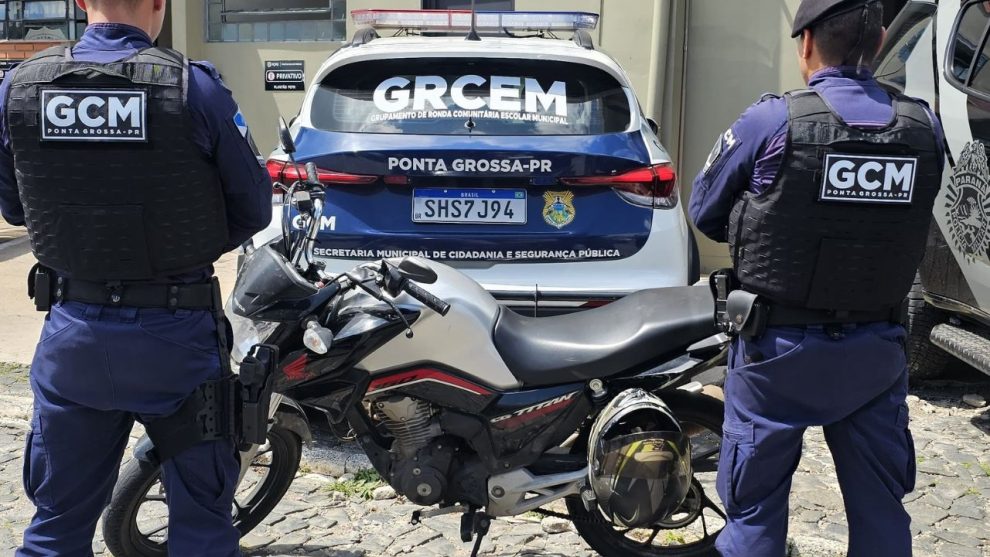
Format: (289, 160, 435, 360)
(543, 191, 575, 229)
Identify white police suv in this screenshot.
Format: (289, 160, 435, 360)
(260, 10, 696, 314)
(875, 0, 990, 377)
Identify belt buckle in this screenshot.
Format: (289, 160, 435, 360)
(106, 281, 124, 305)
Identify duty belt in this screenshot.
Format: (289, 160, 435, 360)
(28, 264, 216, 311)
(710, 269, 907, 338)
(766, 304, 907, 328)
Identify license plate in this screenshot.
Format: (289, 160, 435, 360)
(412, 189, 527, 225)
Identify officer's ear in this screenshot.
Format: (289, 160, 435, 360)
(799, 29, 814, 62)
(74, 0, 87, 13)
(875, 27, 888, 58)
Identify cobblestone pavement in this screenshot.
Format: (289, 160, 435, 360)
(1, 364, 989, 556)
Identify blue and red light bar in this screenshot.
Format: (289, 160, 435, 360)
(352, 9, 599, 32)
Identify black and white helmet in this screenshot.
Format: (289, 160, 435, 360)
(587, 389, 692, 528)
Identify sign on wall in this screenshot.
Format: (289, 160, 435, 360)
(265, 60, 305, 92)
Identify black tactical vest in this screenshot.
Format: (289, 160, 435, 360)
(6, 46, 228, 281)
(728, 89, 942, 312)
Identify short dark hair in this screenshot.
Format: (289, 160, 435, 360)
(811, 2, 885, 67)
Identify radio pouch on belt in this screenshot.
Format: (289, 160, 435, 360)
(725, 290, 769, 338)
(143, 343, 279, 462)
(709, 269, 768, 338)
(28, 264, 52, 312)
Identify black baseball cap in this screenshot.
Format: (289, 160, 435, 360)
(791, 0, 879, 37)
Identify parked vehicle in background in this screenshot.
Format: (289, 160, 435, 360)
(875, 0, 990, 378)
(253, 10, 698, 316)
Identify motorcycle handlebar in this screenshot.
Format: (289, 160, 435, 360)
(403, 280, 451, 316)
(305, 162, 321, 186)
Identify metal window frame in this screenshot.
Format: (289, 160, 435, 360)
(0, 0, 87, 41)
(204, 0, 346, 43)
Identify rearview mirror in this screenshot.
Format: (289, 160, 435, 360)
(278, 117, 296, 155)
(398, 257, 438, 284)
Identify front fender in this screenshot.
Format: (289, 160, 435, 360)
(275, 398, 313, 443)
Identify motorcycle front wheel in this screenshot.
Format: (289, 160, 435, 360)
(101, 425, 302, 557)
(567, 391, 726, 557)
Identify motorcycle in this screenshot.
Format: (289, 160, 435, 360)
(102, 119, 730, 557)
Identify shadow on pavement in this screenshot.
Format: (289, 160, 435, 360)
(0, 236, 30, 264)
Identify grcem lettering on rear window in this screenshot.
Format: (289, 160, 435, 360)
(310, 58, 631, 136)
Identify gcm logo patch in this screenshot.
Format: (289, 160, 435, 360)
(819, 154, 918, 204)
(40, 89, 147, 142)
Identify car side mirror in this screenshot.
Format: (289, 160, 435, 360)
(946, 0, 990, 102)
(278, 117, 296, 155)
(398, 257, 438, 284)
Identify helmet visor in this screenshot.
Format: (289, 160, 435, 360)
(593, 431, 693, 528)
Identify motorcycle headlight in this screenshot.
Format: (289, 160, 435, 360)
(226, 306, 279, 365)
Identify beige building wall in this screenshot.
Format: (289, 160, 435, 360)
(679, 0, 806, 271)
(172, 0, 418, 152)
(172, 0, 808, 272)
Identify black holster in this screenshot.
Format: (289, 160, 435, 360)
(143, 344, 279, 463)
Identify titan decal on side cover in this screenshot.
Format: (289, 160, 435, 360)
(946, 141, 990, 264)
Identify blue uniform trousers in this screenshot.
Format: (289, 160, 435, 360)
(18, 302, 241, 557)
(715, 323, 916, 557)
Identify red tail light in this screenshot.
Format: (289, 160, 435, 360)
(560, 163, 678, 209)
(266, 159, 378, 188)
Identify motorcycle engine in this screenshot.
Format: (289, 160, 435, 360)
(373, 396, 452, 505)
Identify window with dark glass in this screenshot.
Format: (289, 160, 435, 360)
(0, 1, 88, 41)
(206, 0, 346, 42)
(948, 1, 990, 94)
(874, 2, 937, 92)
(311, 58, 630, 136)
(946, 2, 990, 146)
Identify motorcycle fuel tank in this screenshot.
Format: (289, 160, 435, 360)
(356, 259, 522, 391)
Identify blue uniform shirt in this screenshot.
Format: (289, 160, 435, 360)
(689, 66, 945, 243)
(0, 23, 271, 262)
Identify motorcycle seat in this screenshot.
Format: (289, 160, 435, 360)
(493, 286, 717, 387)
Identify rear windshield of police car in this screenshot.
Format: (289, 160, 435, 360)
(310, 58, 632, 136)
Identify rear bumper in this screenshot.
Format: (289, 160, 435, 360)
(250, 204, 690, 313)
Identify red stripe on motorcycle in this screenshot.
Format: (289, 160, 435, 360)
(367, 368, 492, 396)
(282, 354, 311, 381)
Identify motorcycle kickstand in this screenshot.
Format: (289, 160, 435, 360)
(460, 509, 492, 557)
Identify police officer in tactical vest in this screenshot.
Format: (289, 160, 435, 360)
(689, 0, 945, 555)
(0, 0, 273, 555)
